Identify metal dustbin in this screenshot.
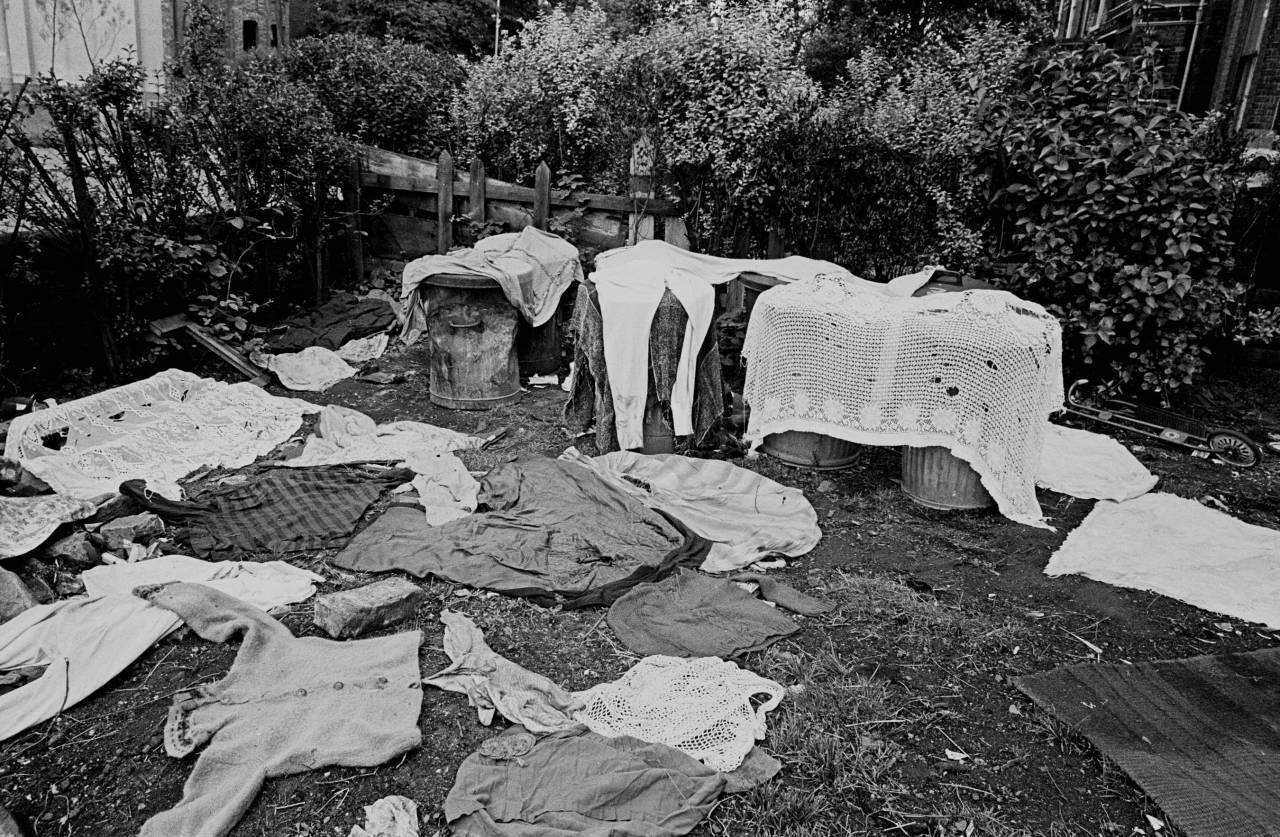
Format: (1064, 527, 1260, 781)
(901, 268, 997, 509)
(424, 273, 521, 410)
(900, 446, 994, 510)
(760, 431, 860, 470)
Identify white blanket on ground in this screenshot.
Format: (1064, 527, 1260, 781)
(336, 333, 389, 364)
(3, 370, 315, 501)
(284, 404, 480, 463)
(0, 555, 320, 742)
(560, 448, 820, 573)
(260, 346, 358, 391)
(1045, 493, 1280, 628)
(0, 493, 96, 559)
(401, 227, 582, 342)
(1037, 424, 1158, 502)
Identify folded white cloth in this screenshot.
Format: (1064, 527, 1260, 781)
(1037, 424, 1158, 502)
(261, 346, 357, 391)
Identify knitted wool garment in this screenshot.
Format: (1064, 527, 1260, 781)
(135, 582, 423, 837)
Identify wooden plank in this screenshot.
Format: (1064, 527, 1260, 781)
(149, 313, 191, 336)
(469, 157, 486, 223)
(437, 150, 454, 253)
(359, 171, 678, 215)
(663, 217, 690, 250)
(532, 161, 550, 229)
(346, 154, 365, 285)
(185, 323, 270, 386)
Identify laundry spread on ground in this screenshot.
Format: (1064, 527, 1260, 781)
(444, 724, 725, 837)
(136, 582, 423, 837)
(2, 370, 315, 501)
(0, 557, 320, 743)
(1045, 492, 1280, 628)
(268, 292, 399, 353)
(607, 569, 802, 658)
(0, 492, 95, 559)
(281, 405, 481, 468)
(1037, 423, 1158, 501)
(332, 457, 708, 606)
(336, 332, 390, 364)
(1017, 647, 1280, 837)
(408, 451, 479, 525)
(122, 465, 411, 560)
(576, 655, 785, 772)
(425, 610, 585, 734)
(743, 276, 1064, 527)
(564, 282, 726, 453)
(258, 346, 359, 391)
(401, 226, 581, 343)
(562, 448, 821, 572)
(349, 795, 419, 837)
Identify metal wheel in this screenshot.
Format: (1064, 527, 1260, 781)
(1208, 431, 1262, 469)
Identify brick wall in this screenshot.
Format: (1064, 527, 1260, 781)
(1243, 5, 1280, 143)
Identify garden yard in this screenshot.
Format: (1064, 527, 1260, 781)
(5, 1, 1280, 835)
(1, 343, 1278, 837)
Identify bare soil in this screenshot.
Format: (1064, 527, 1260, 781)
(2, 345, 1278, 837)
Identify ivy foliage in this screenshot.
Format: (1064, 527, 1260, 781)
(977, 42, 1240, 392)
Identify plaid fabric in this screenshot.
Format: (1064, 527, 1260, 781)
(122, 465, 411, 560)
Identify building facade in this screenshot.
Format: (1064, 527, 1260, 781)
(1055, 0, 1280, 146)
(0, 0, 289, 92)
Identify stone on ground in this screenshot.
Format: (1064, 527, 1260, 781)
(98, 512, 165, 550)
(314, 578, 425, 639)
(41, 531, 101, 568)
(0, 567, 38, 624)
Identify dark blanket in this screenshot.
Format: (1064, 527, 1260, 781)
(267, 293, 397, 352)
(331, 456, 709, 608)
(122, 465, 411, 560)
(564, 282, 725, 453)
(608, 568, 801, 658)
(1016, 648, 1280, 837)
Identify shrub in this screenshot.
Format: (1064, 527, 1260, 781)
(286, 33, 462, 157)
(976, 42, 1239, 393)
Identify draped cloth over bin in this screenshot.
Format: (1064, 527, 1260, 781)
(564, 283, 726, 453)
(743, 276, 1063, 527)
(400, 227, 582, 342)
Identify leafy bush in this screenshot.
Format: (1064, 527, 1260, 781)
(976, 43, 1240, 393)
(286, 33, 462, 157)
(771, 23, 1027, 277)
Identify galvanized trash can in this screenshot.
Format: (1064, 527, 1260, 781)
(760, 431, 860, 470)
(900, 445, 994, 510)
(425, 273, 521, 410)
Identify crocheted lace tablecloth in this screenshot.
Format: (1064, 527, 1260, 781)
(743, 276, 1063, 526)
(3, 370, 316, 500)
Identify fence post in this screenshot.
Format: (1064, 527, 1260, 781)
(469, 157, 486, 224)
(345, 153, 365, 285)
(629, 133, 655, 244)
(532, 161, 550, 229)
(767, 226, 784, 259)
(437, 150, 454, 254)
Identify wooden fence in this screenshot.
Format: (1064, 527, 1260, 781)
(350, 144, 688, 282)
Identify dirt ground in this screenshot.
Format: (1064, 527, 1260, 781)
(2, 343, 1279, 837)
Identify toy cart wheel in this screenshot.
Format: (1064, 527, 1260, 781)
(1208, 431, 1262, 468)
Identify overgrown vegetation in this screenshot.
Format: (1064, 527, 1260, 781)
(4, 0, 1279, 396)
